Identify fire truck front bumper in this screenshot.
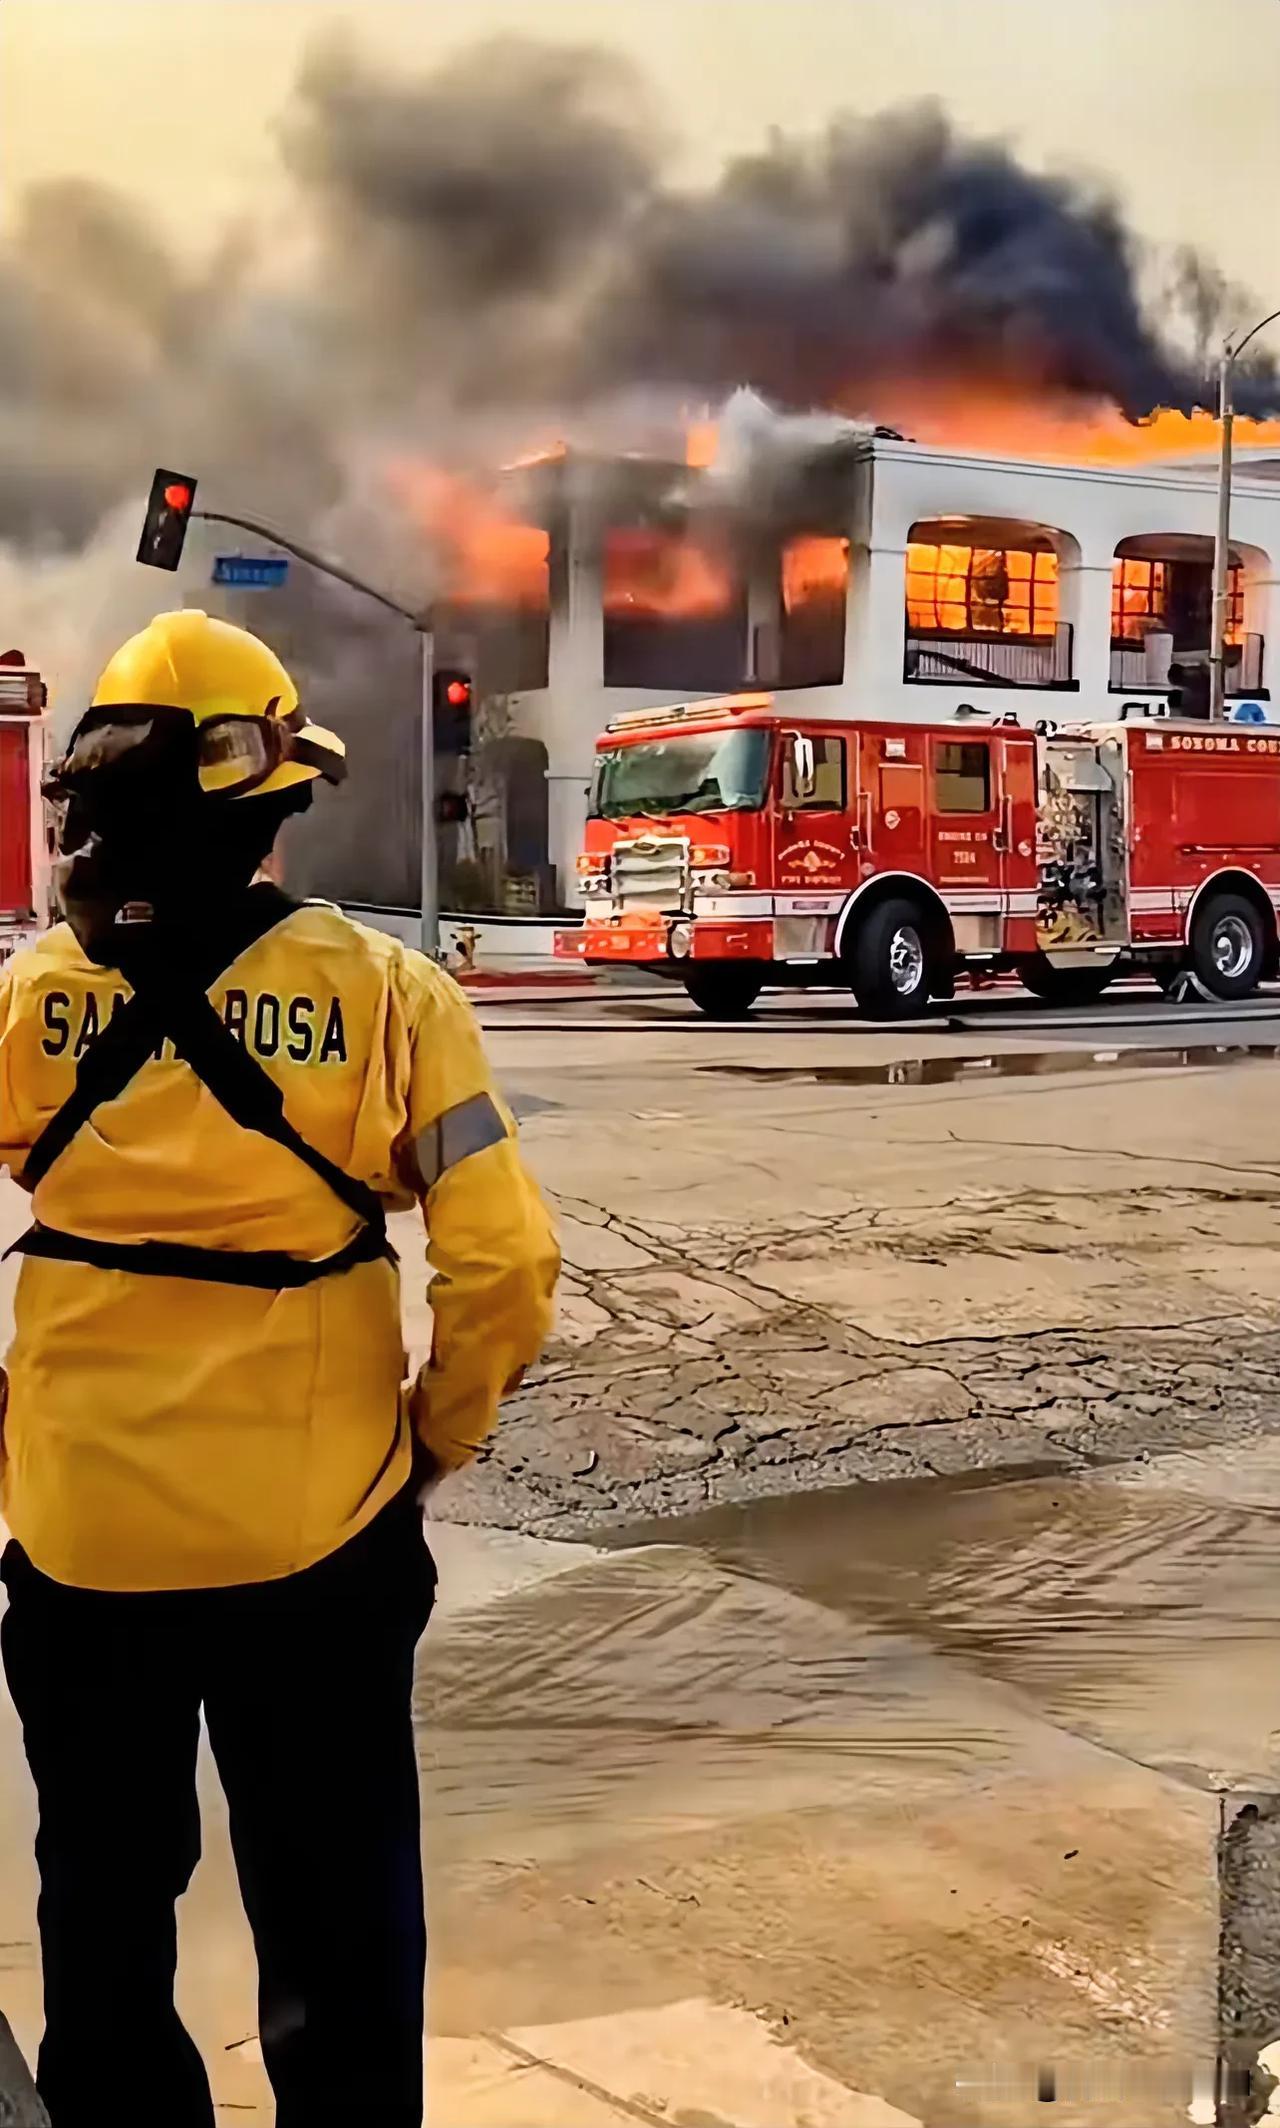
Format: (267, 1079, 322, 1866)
(555, 916, 775, 966)
(0, 924, 40, 968)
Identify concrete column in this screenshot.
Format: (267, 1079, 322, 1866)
(845, 542, 908, 696)
(542, 484, 605, 903)
(746, 546, 782, 685)
(1056, 557, 1115, 712)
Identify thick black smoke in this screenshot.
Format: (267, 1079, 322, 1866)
(1, 27, 1275, 831)
(281, 38, 1276, 423)
(587, 106, 1241, 416)
(0, 31, 1272, 570)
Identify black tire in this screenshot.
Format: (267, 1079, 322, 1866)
(1188, 891, 1267, 1000)
(1016, 954, 1114, 1006)
(682, 964, 764, 1020)
(845, 896, 935, 1018)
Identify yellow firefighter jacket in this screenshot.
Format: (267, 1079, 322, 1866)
(0, 903, 560, 1592)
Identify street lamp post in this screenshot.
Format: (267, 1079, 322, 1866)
(192, 507, 440, 960)
(1208, 308, 1280, 721)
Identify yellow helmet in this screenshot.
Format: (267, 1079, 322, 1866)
(90, 609, 346, 799)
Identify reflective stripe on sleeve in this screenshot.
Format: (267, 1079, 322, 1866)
(413, 1091, 508, 1190)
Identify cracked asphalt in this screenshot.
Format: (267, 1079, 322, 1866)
(438, 984, 1280, 1535)
(3, 982, 1280, 2124)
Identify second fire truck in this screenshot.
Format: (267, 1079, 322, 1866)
(555, 693, 1280, 1017)
(0, 648, 49, 971)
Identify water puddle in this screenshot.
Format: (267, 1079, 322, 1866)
(702, 1042, 1280, 1089)
(417, 1465, 1263, 2118)
(653, 1457, 1280, 1791)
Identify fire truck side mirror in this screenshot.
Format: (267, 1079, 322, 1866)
(780, 731, 817, 810)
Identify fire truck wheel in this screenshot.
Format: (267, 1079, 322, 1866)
(1015, 955, 1114, 1006)
(845, 896, 935, 1019)
(1189, 892, 1267, 1000)
(681, 965, 764, 1019)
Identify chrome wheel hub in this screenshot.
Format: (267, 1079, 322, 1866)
(889, 924, 925, 996)
(1211, 913, 1253, 981)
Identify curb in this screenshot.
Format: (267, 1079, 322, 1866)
(454, 968, 600, 990)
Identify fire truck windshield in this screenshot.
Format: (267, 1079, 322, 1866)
(590, 728, 770, 820)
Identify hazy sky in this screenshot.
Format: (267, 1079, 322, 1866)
(5, 0, 1280, 311)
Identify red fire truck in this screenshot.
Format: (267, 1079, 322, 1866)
(0, 648, 50, 970)
(554, 693, 1280, 1017)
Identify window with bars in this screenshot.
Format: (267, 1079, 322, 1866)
(1111, 556, 1244, 644)
(905, 544, 1059, 637)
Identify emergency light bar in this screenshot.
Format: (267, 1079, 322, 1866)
(607, 691, 774, 734)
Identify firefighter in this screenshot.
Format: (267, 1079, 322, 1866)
(0, 610, 560, 2128)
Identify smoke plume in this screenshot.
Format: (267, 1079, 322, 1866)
(279, 38, 1275, 421)
(0, 30, 1273, 747)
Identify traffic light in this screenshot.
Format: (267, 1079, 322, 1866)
(137, 468, 198, 572)
(432, 668, 473, 754)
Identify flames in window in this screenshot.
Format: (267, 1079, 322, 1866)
(1111, 556, 1244, 646)
(781, 536, 849, 613)
(603, 527, 739, 620)
(905, 543, 1059, 637)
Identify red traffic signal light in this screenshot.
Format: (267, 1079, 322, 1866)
(137, 467, 198, 572)
(432, 668, 474, 753)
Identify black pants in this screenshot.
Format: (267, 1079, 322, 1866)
(1, 1490, 436, 2128)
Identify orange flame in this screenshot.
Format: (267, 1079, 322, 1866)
(860, 380, 1280, 465)
(905, 541, 1059, 636)
(603, 526, 738, 620)
(685, 418, 719, 469)
(782, 536, 849, 611)
(683, 382, 1280, 469)
(389, 463, 549, 607)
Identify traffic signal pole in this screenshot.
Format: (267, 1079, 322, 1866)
(417, 624, 437, 962)
(1208, 307, 1280, 723)
(190, 507, 440, 960)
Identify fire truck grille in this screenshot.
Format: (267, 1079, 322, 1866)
(0, 671, 35, 709)
(612, 836, 691, 912)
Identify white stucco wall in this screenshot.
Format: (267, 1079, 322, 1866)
(500, 442, 1280, 902)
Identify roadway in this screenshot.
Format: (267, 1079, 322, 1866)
(0, 977, 1279, 2121)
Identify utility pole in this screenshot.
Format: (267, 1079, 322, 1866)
(416, 622, 436, 964)
(1208, 308, 1280, 722)
(192, 508, 440, 960)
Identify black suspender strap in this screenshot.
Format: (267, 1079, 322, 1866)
(10, 887, 395, 1289)
(22, 885, 295, 1193)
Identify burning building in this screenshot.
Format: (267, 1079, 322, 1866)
(288, 421, 1280, 936)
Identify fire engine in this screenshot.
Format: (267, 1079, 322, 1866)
(554, 693, 1280, 1017)
(0, 648, 50, 969)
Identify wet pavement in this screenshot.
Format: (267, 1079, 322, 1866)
(704, 1041, 1280, 1090)
(0, 1457, 1261, 2124)
(433, 1447, 1270, 2126)
(406, 1447, 1278, 2126)
(1, 989, 1280, 2121)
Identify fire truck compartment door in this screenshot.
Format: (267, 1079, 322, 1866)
(0, 723, 32, 917)
(927, 735, 1003, 899)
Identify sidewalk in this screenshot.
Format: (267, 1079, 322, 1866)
(210, 2004, 921, 2124)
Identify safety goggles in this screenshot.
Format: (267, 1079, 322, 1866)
(196, 702, 347, 796)
(46, 700, 346, 804)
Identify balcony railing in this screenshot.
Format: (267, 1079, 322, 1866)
(905, 621, 1074, 689)
(1109, 633, 1266, 696)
